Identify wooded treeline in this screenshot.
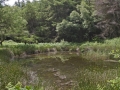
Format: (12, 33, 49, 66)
(0, 0, 120, 45)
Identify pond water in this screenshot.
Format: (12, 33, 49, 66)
(18, 52, 120, 90)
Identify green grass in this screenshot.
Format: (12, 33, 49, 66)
(0, 61, 43, 90)
(77, 68, 119, 90)
(0, 62, 24, 90)
(0, 48, 14, 61)
(80, 38, 120, 51)
(78, 38, 120, 61)
(1, 38, 120, 61)
(1, 39, 120, 62)
(0, 40, 76, 56)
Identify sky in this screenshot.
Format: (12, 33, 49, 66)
(5, 0, 33, 6)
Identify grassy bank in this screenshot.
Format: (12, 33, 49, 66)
(1, 38, 120, 60)
(0, 40, 83, 60)
(80, 38, 120, 61)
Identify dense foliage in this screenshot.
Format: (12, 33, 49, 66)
(0, 0, 120, 44)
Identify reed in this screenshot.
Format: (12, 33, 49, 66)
(77, 68, 119, 90)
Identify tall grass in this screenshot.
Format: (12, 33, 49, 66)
(0, 61, 43, 90)
(1, 38, 120, 60)
(77, 68, 119, 90)
(79, 38, 120, 61)
(0, 62, 24, 90)
(81, 38, 120, 51)
(0, 40, 77, 57)
(81, 50, 109, 61)
(0, 48, 13, 61)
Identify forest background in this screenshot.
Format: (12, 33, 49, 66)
(0, 0, 120, 45)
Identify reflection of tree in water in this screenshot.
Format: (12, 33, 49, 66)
(21, 53, 120, 89)
(22, 69, 39, 86)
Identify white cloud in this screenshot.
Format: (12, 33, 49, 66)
(5, 0, 17, 6)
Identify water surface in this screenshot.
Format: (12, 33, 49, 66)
(18, 52, 120, 90)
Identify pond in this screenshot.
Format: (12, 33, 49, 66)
(16, 52, 120, 90)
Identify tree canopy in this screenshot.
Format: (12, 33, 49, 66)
(0, 0, 120, 44)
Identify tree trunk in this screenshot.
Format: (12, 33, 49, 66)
(0, 41, 3, 46)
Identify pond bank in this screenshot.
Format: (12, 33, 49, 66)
(0, 47, 80, 61)
(1, 38, 120, 61)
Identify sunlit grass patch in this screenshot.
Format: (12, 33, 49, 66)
(82, 50, 109, 61)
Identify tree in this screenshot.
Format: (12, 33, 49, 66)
(56, 10, 85, 42)
(56, 0, 99, 42)
(22, 0, 49, 42)
(22, 0, 80, 42)
(0, 6, 27, 45)
(77, 0, 98, 41)
(44, 0, 79, 40)
(96, 0, 120, 38)
(15, 0, 26, 7)
(0, 0, 7, 7)
(22, 1, 37, 33)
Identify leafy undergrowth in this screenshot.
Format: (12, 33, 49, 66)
(97, 77, 120, 90)
(6, 82, 44, 90)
